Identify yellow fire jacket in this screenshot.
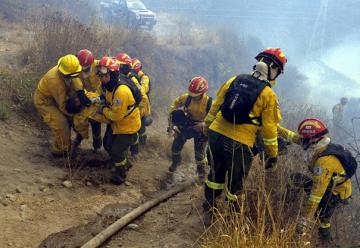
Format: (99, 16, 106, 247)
(102, 84, 141, 134)
(305, 146, 352, 219)
(80, 60, 101, 94)
(34, 66, 83, 116)
(205, 76, 281, 158)
(128, 73, 151, 118)
(169, 93, 211, 122)
(138, 70, 150, 95)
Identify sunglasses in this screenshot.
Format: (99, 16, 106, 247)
(82, 66, 91, 73)
(96, 66, 110, 77)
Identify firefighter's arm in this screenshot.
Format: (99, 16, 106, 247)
(49, 79, 71, 116)
(261, 91, 281, 158)
(72, 77, 84, 91)
(169, 93, 188, 113)
(305, 157, 334, 219)
(168, 93, 187, 127)
(278, 125, 301, 144)
(103, 85, 131, 122)
(204, 76, 236, 127)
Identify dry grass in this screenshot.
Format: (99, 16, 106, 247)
(200, 143, 360, 247)
(19, 10, 248, 116)
(0, 69, 37, 115)
(200, 153, 309, 248)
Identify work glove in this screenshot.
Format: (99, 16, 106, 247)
(265, 157, 278, 170)
(166, 126, 174, 137)
(90, 95, 106, 105)
(191, 122, 205, 132)
(96, 105, 108, 115)
(76, 90, 92, 107)
(203, 122, 211, 137)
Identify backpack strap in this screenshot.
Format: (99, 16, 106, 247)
(184, 95, 192, 112)
(112, 80, 137, 118)
(206, 96, 213, 114)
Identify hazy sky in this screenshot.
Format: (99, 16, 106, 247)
(144, 0, 360, 106)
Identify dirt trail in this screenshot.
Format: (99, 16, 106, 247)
(0, 114, 205, 248)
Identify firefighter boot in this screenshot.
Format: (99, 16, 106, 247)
(110, 166, 127, 185)
(92, 135, 102, 153)
(72, 133, 83, 149)
(130, 144, 139, 157)
(318, 227, 331, 242)
(169, 154, 181, 173)
(139, 134, 147, 146)
(202, 200, 215, 227)
(196, 163, 206, 182)
(203, 210, 214, 227)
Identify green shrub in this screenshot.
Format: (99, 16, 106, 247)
(0, 101, 10, 121)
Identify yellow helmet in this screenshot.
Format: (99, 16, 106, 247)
(57, 54, 82, 76)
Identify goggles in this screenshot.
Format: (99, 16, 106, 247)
(82, 66, 91, 73)
(96, 66, 109, 76)
(63, 72, 80, 79)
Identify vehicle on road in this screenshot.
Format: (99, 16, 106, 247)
(100, 0, 157, 30)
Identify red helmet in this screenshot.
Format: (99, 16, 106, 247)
(298, 118, 328, 139)
(188, 76, 208, 96)
(132, 58, 142, 73)
(77, 49, 94, 68)
(255, 48, 287, 72)
(115, 52, 132, 66)
(96, 56, 119, 75)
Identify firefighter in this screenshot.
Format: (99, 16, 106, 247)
(72, 49, 103, 152)
(33, 54, 82, 157)
(166, 76, 212, 184)
(285, 118, 354, 242)
(332, 97, 348, 142)
(202, 48, 287, 225)
(132, 58, 151, 98)
(132, 57, 152, 145)
(96, 56, 141, 185)
(116, 53, 151, 156)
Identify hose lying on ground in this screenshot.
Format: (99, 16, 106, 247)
(81, 179, 195, 248)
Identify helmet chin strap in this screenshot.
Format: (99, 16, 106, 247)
(304, 136, 331, 151)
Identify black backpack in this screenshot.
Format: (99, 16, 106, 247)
(113, 74, 142, 117)
(319, 143, 358, 180)
(221, 74, 270, 125)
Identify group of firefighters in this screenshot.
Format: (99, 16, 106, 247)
(33, 47, 357, 243)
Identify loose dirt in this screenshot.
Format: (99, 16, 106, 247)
(0, 115, 205, 248)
